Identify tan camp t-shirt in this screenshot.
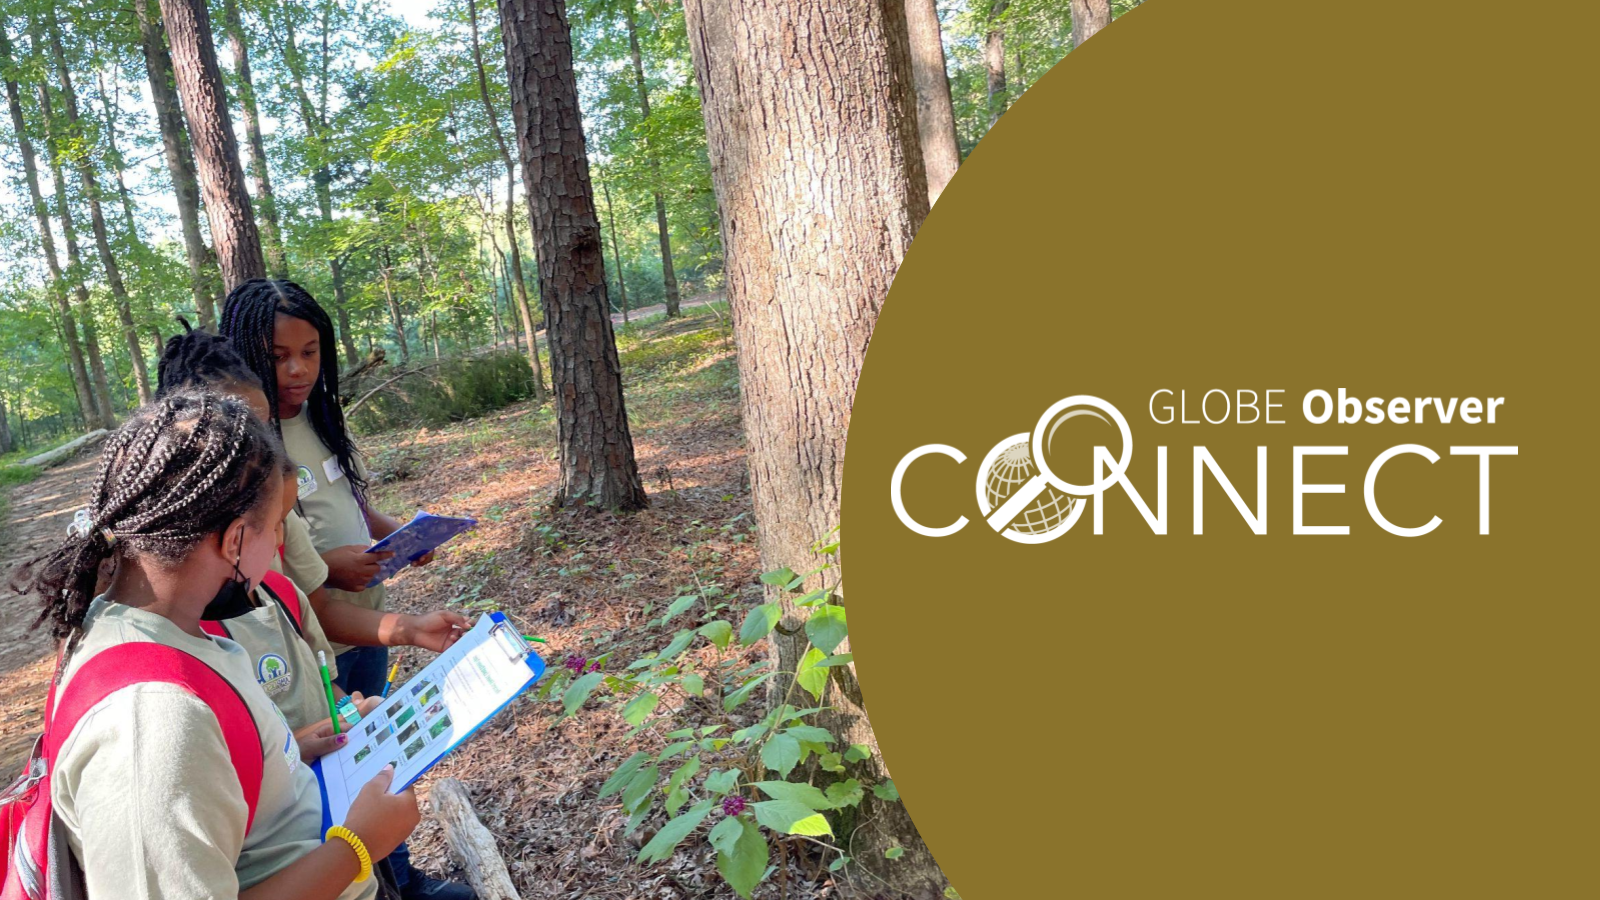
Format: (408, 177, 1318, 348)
(280, 408, 386, 655)
(212, 581, 340, 731)
(51, 599, 376, 900)
(275, 510, 330, 596)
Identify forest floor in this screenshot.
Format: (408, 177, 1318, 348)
(0, 309, 843, 899)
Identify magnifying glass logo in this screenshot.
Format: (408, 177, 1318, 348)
(983, 395, 1134, 532)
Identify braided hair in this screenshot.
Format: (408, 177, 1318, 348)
(11, 391, 284, 638)
(219, 279, 367, 504)
(155, 317, 262, 398)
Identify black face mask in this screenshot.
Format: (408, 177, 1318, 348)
(202, 534, 258, 622)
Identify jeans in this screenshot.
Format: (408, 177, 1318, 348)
(334, 645, 417, 889)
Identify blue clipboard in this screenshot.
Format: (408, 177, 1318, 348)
(362, 510, 477, 588)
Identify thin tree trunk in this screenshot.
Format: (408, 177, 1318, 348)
(0, 391, 12, 456)
(134, 0, 221, 328)
(95, 68, 141, 236)
(1070, 0, 1113, 48)
(159, 0, 265, 292)
(278, 8, 358, 367)
(498, 0, 647, 511)
(36, 71, 117, 426)
(985, 0, 1010, 128)
(222, 0, 286, 277)
(466, 0, 547, 401)
(601, 178, 629, 323)
(623, 1, 681, 317)
(0, 23, 98, 429)
(49, 17, 153, 404)
(905, 0, 961, 204)
(680, 0, 943, 894)
(380, 250, 410, 363)
(431, 311, 440, 359)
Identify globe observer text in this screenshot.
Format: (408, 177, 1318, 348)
(889, 389, 1516, 541)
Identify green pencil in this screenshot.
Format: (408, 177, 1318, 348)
(318, 650, 340, 735)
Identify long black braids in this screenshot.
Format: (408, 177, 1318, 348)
(156, 317, 263, 398)
(10, 391, 284, 639)
(218, 278, 368, 504)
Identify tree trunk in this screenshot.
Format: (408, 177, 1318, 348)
(498, 0, 647, 512)
(158, 0, 265, 292)
(36, 73, 117, 426)
(1070, 0, 1113, 48)
(134, 0, 221, 328)
(0, 23, 99, 429)
(986, 0, 1010, 128)
(623, 1, 681, 317)
(601, 178, 630, 323)
(466, 0, 547, 401)
(48, 17, 153, 405)
(680, 0, 944, 895)
(222, 0, 286, 278)
(94, 69, 141, 237)
(0, 391, 11, 456)
(905, 0, 961, 204)
(380, 251, 410, 363)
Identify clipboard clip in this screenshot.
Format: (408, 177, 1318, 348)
(489, 621, 530, 662)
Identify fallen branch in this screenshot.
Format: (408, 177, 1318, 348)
(21, 430, 108, 469)
(344, 363, 445, 415)
(431, 777, 522, 900)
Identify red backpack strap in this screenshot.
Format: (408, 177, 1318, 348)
(258, 571, 304, 635)
(46, 644, 264, 833)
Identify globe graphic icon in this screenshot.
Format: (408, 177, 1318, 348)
(984, 442, 1077, 534)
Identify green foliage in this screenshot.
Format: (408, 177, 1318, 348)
(544, 534, 899, 898)
(346, 351, 535, 432)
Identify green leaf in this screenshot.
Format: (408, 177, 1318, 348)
(784, 725, 835, 745)
(795, 648, 828, 702)
(843, 743, 872, 763)
(600, 751, 651, 798)
(825, 779, 864, 809)
(793, 587, 832, 608)
(944, 888, 963, 899)
(724, 672, 774, 712)
(622, 765, 660, 814)
(667, 756, 702, 793)
(805, 605, 848, 655)
(816, 653, 854, 668)
(666, 728, 696, 740)
(637, 799, 715, 864)
(732, 720, 770, 744)
(761, 733, 801, 778)
(708, 814, 744, 855)
(562, 672, 605, 715)
(658, 630, 695, 661)
(752, 781, 833, 809)
(829, 855, 851, 872)
(664, 595, 698, 621)
(739, 604, 783, 646)
(885, 847, 904, 860)
(698, 620, 733, 650)
(873, 779, 900, 802)
(705, 768, 740, 795)
(665, 786, 688, 815)
(622, 691, 660, 726)
(753, 799, 833, 836)
(715, 817, 768, 898)
(658, 741, 695, 762)
(759, 567, 797, 587)
(682, 673, 705, 696)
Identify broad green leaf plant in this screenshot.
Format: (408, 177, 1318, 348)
(539, 532, 895, 897)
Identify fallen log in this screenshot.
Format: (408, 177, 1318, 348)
(21, 430, 108, 469)
(431, 777, 522, 900)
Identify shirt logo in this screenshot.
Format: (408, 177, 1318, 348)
(296, 465, 318, 499)
(257, 653, 292, 697)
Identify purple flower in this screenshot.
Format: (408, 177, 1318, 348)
(585, 659, 603, 674)
(565, 655, 588, 675)
(721, 795, 746, 817)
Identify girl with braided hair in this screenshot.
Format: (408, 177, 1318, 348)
(221, 280, 475, 900)
(12, 391, 419, 900)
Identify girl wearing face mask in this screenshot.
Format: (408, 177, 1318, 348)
(13, 391, 418, 900)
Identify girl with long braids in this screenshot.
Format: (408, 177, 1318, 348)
(221, 279, 475, 900)
(12, 392, 418, 899)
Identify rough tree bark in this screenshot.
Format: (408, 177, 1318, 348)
(622, 1, 681, 317)
(601, 178, 629, 323)
(158, 0, 265, 292)
(36, 71, 117, 426)
(379, 249, 410, 363)
(1070, 0, 1113, 48)
(222, 0, 286, 278)
(985, 0, 1010, 128)
(498, 0, 647, 511)
(466, 0, 547, 401)
(134, 0, 221, 328)
(905, 0, 961, 204)
(49, 17, 153, 405)
(680, 0, 945, 895)
(0, 23, 99, 429)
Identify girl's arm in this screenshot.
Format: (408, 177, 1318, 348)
(307, 584, 469, 652)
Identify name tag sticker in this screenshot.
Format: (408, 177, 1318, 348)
(323, 456, 346, 484)
(296, 465, 318, 499)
